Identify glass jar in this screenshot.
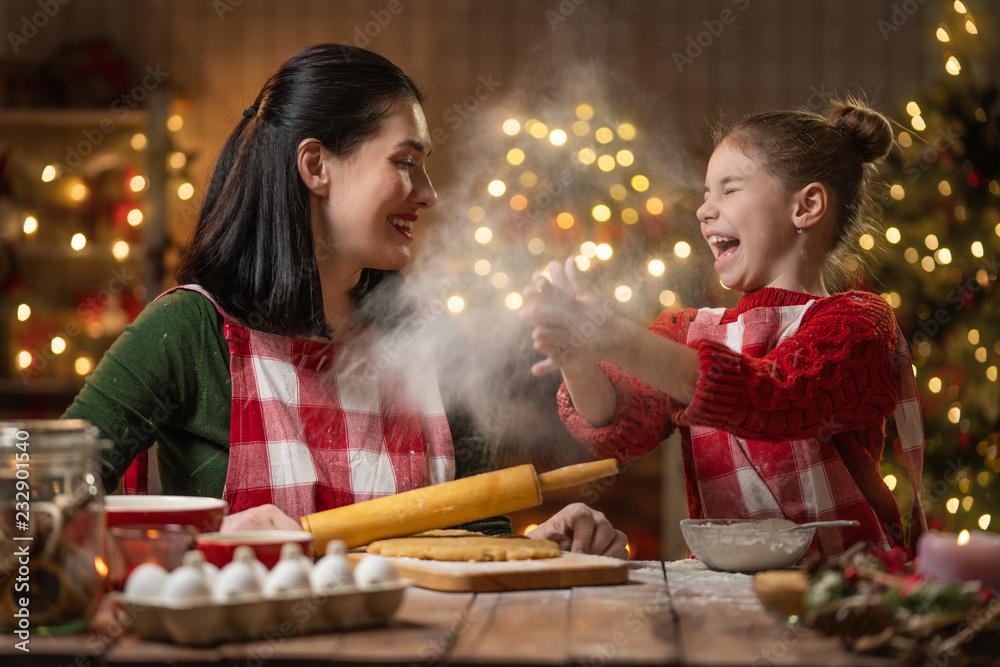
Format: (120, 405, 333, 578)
(1, 420, 109, 635)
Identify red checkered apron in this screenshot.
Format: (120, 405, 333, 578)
(124, 285, 456, 519)
(685, 299, 926, 557)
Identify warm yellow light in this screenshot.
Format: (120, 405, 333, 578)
(447, 296, 465, 313)
(946, 498, 960, 514)
(621, 208, 638, 224)
(23, 216, 38, 234)
(947, 406, 961, 423)
(41, 165, 58, 182)
(938, 181, 952, 196)
(898, 131, 913, 147)
(953, 0, 967, 14)
(575, 104, 594, 121)
(527, 238, 545, 255)
(70, 233, 87, 251)
(965, 20, 977, 34)
(474, 259, 491, 276)
(595, 127, 614, 144)
(488, 180, 506, 197)
(509, 195, 528, 211)
(890, 184, 905, 200)
(519, 171, 538, 188)
(168, 151, 187, 170)
(592, 205, 611, 222)
(17, 351, 32, 369)
(167, 114, 184, 132)
(925, 234, 939, 250)
(980, 515, 992, 530)
(886, 227, 901, 243)
(130, 176, 146, 192)
(580, 241, 598, 258)
(75, 356, 93, 376)
(112, 240, 130, 260)
(988, 366, 998, 382)
(648, 259, 665, 276)
(507, 148, 525, 166)
(522, 523, 539, 535)
(556, 212, 575, 229)
(595, 243, 613, 260)
(572, 120, 589, 136)
(467, 206, 485, 223)
(474, 227, 493, 244)
(646, 197, 664, 215)
(957, 529, 970, 546)
(130, 133, 148, 150)
(936, 27, 950, 42)
(549, 129, 567, 146)
(911, 115, 926, 131)
(17, 304, 31, 321)
(904, 248, 918, 263)
(70, 183, 88, 201)
(945, 55, 961, 76)
(51, 337, 66, 354)
(928, 377, 942, 393)
(935, 247, 953, 264)
(631, 175, 649, 192)
(529, 122, 548, 139)
(617, 123, 636, 141)
(859, 234, 875, 250)
(597, 155, 616, 172)
(574, 255, 591, 271)
(577, 148, 596, 165)
(975, 347, 987, 363)
(505, 293, 523, 310)
(905, 101, 921, 116)
(882, 292, 901, 308)
(883, 474, 897, 491)
(659, 290, 676, 307)
(615, 150, 634, 166)
(971, 241, 984, 257)
(614, 285, 632, 302)
(674, 241, 691, 258)
(968, 329, 980, 345)
(609, 184, 627, 201)
(178, 183, 194, 200)
(127, 209, 143, 226)
(502, 119, 521, 135)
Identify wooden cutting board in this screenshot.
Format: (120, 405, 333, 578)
(350, 552, 629, 592)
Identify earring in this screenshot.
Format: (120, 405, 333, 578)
(796, 227, 804, 235)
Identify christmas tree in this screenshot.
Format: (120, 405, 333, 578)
(874, 0, 999, 533)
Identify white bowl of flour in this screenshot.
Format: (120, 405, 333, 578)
(680, 518, 814, 573)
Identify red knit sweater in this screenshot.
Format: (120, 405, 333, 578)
(559, 288, 908, 549)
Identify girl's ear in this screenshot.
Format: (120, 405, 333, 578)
(297, 138, 328, 197)
(792, 182, 828, 232)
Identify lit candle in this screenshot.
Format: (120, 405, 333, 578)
(916, 529, 1000, 591)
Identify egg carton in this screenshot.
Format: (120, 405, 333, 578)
(109, 580, 408, 646)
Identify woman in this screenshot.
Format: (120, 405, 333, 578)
(65, 44, 627, 558)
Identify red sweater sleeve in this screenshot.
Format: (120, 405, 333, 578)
(557, 310, 695, 463)
(665, 292, 899, 444)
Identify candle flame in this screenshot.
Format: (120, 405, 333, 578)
(95, 556, 109, 577)
(957, 529, 971, 546)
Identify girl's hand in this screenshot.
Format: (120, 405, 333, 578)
(520, 258, 618, 376)
(221, 504, 303, 532)
(526, 502, 629, 559)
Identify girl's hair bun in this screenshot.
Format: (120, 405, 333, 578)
(828, 98, 893, 164)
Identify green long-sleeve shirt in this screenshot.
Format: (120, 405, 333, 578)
(63, 288, 510, 535)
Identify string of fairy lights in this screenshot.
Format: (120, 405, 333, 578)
(874, 0, 999, 531)
(11, 111, 195, 379)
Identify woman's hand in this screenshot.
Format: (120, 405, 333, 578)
(221, 504, 303, 532)
(520, 258, 620, 376)
(526, 502, 629, 559)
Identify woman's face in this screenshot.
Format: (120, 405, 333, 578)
(697, 139, 801, 293)
(312, 99, 437, 276)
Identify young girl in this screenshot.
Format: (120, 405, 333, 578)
(64, 44, 626, 558)
(520, 98, 926, 558)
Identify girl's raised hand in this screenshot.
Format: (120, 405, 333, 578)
(520, 258, 616, 376)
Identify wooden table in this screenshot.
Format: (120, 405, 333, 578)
(2, 560, 922, 666)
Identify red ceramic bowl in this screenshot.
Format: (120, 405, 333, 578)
(104, 495, 227, 533)
(196, 531, 315, 569)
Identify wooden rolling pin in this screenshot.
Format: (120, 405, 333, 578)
(301, 459, 619, 554)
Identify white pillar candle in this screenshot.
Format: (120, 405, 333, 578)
(916, 529, 1000, 591)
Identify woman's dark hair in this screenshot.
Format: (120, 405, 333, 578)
(177, 44, 424, 336)
(714, 95, 893, 288)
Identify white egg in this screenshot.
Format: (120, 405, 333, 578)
(160, 566, 212, 604)
(323, 540, 348, 556)
(309, 554, 355, 593)
(353, 555, 398, 588)
(213, 548, 263, 602)
(182, 549, 219, 586)
(262, 542, 312, 598)
(123, 562, 168, 599)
